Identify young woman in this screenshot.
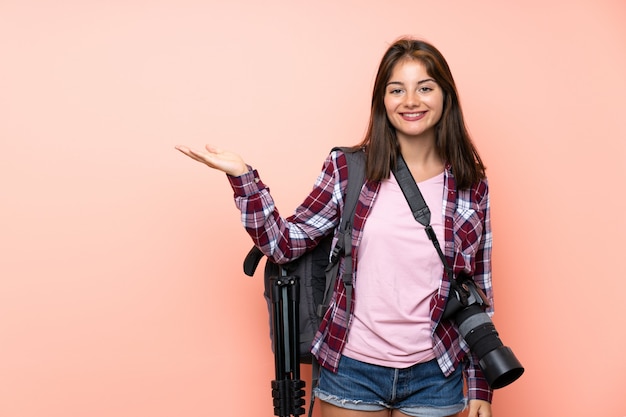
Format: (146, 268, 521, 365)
(177, 38, 494, 417)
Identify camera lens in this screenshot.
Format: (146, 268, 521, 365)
(457, 305, 503, 358)
(455, 305, 524, 389)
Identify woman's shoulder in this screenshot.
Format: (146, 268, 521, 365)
(325, 146, 365, 176)
(467, 178, 489, 206)
(449, 169, 489, 202)
(329, 146, 365, 160)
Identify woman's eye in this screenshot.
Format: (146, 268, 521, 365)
(389, 89, 403, 94)
(419, 86, 433, 93)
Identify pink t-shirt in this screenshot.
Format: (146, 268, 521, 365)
(342, 171, 444, 368)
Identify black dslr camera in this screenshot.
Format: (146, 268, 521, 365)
(442, 273, 524, 389)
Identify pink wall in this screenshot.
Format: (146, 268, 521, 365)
(1, 1, 625, 416)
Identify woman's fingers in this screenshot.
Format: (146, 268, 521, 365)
(175, 144, 248, 176)
(175, 145, 207, 164)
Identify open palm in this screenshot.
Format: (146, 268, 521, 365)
(175, 144, 248, 177)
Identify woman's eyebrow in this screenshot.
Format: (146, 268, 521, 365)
(386, 78, 436, 87)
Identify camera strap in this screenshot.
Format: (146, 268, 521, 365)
(392, 154, 457, 286)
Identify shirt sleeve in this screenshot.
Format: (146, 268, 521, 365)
(226, 151, 345, 264)
(464, 352, 494, 402)
(465, 180, 494, 401)
(473, 179, 493, 315)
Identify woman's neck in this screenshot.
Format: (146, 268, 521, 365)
(398, 138, 444, 182)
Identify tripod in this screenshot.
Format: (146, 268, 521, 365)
(268, 268, 306, 417)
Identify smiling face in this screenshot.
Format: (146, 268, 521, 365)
(383, 58, 444, 144)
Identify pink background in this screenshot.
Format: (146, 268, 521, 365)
(1, 1, 625, 416)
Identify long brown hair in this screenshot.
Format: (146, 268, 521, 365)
(352, 38, 486, 190)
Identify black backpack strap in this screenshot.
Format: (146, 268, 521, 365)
(243, 245, 264, 277)
(318, 147, 365, 319)
(310, 146, 365, 417)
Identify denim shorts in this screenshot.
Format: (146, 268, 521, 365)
(314, 355, 466, 417)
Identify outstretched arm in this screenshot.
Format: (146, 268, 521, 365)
(175, 144, 248, 177)
(175, 144, 345, 265)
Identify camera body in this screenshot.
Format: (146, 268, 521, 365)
(443, 273, 524, 389)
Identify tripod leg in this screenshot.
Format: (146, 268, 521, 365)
(287, 275, 300, 381)
(269, 269, 305, 417)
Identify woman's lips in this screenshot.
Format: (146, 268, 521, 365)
(401, 111, 426, 121)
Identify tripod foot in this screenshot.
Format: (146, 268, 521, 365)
(271, 379, 306, 416)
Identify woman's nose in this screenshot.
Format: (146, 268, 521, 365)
(404, 91, 420, 107)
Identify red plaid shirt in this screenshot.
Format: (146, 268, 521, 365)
(228, 149, 494, 402)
